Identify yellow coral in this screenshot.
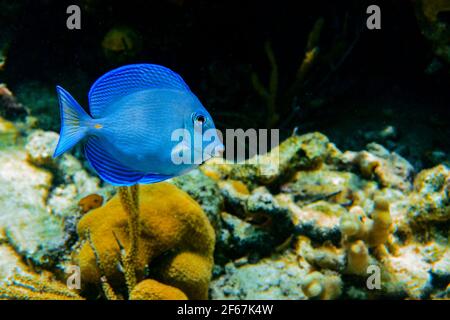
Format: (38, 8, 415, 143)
(130, 279, 188, 300)
(229, 180, 250, 195)
(75, 182, 215, 300)
(340, 199, 392, 248)
(0, 116, 19, 147)
(368, 198, 392, 247)
(346, 240, 369, 275)
(0, 272, 83, 300)
(301, 271, 342, 300)
(340, 206, 368, 239)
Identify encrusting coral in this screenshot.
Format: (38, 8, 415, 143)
(75, 182, 215, 300)
(408, 165, 450, 224)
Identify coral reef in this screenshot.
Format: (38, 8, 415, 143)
(210, 250, 310, 300)
(408, 165, 450, 224)
(204, 132, 450, 300)
(0, 120, 106, 277)
(341, 143, 414, 192)
(75, 183, 215, 300)
(0, 122, 448, 300)
(218, 184, 294, 257)
(0, 0, 448, 301)
(170, 169, 223, 234)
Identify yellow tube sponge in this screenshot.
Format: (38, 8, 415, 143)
(368, 198, 392, 247)
(129, 279, 188, 300)
(346, 240, 369, 275)
(301, 271, 342, 300)
(75, 182, 215, 300)
(340, 200, 392, 249)
(340, 206, 369, 240)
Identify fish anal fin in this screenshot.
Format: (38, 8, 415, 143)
(85, 137, 145, 186)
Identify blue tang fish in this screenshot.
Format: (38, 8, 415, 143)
(53, 64, 224, 186)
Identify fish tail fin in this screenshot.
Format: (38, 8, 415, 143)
(53, 86, 92, 158)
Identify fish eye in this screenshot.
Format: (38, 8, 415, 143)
(193, 113, 207, 125)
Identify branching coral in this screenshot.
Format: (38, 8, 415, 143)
(414, 0, 450, 66)
(251, 18, 324, 128)
(251, 41, 279, 128)
(75, 182, 215, 300)
(117, 185, 140, 292)
(287, 17, 324, 96)
(0, 271, 83, 300)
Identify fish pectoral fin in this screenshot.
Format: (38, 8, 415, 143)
(85, 137, 145, 186)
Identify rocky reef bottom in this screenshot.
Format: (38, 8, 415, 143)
(0, 115, 448, 300)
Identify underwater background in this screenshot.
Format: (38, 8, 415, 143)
(0, 0, 449, 300)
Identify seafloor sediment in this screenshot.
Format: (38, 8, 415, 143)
(0, 113, 448, 300)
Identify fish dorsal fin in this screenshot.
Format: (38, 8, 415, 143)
(88, 64, 191, 118)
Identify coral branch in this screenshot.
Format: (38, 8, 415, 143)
(118, 186, 140, 293)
